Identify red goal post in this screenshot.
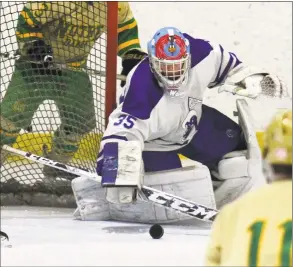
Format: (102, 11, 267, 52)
(105, 1, 118, 124)
(0, 2, 118, 206)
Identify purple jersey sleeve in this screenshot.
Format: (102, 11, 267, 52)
(184, 33, 242, 87)
(121, 59, 164, 120)
(183, 34, 214, 68)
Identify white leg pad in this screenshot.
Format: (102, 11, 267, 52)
(217, 150, 248, 179)
(72, 163, 216, 223)
(214, 151, 266, 209)
(109, 163, 215, 223)
(71, 176, 110, 221)
(213, 99, 267, 209)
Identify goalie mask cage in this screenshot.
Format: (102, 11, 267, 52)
(0, 2, 118, 207)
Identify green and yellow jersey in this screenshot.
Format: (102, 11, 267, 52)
(16, 1, 141, 67)
(205, 180, 292, 267)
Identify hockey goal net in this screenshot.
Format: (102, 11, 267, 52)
(0, 2, 118, 207)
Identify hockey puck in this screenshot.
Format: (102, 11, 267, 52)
(149, 224, 164, 239)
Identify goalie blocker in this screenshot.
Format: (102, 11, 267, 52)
(72, 99, 266, 223)
(101, 141, 144, 204)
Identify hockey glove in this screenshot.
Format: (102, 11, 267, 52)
(120, 49, 147, 87)
(219, 74, 288, 99)
(234, 74, 264, 98)
(26, 40, 60, 75)
(98, 141, 144, 204)
(27, 40, 53, 65)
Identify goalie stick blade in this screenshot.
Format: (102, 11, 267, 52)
(141, 186, 218, 222)
(0, 231, 9, 241)
(1, 230, 12, 248)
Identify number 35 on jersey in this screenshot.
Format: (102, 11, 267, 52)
(113, 114, 137, 129)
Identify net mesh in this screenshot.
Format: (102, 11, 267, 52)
(0, 2, 117, 206)
(260, 75, 289, 98)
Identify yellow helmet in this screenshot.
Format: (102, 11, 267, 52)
(263, 110, 292, 166)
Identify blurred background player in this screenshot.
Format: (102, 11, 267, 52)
(205, 110, 292, 266)
(72, 27, 286, 223)
(0, 2, 146, 183)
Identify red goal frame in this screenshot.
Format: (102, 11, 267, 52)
(105, 1, 118, 125)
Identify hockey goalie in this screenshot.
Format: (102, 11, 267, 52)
(72, 27, 288, 223)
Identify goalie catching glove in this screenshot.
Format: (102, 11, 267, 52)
(100, 141, 144, 204)
(24, 39, 61, 75)
(218, 65, 288, 98)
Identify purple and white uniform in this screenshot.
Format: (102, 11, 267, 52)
(97, 34, 246, 173)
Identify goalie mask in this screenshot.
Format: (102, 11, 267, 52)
(147, 27, 191, 97)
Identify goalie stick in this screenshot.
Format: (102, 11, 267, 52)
(2, 144, 218, 222)
(0, 51, 127, 82)
(0, 231, 9, 241)
(0, 230, 12, 248)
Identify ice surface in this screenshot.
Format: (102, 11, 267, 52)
(1, 206, 211, 266)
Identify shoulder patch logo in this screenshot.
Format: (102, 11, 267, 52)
(188, 97, 202, 111)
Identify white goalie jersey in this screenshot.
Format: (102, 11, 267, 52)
(99, 34, 270, 161)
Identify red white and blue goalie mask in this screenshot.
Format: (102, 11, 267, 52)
(147, 27, 191, 97)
